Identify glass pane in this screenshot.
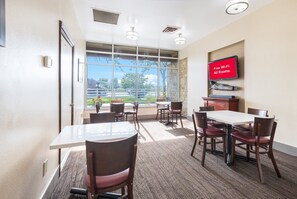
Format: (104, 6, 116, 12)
(114, 45, 137, 54)
(138, 56, 158, 67)
(160, 49, 178, 58)
(87, 65, 113, 107)
(159, 68, 178, 101)
(138, 47, 159, 56)
(137, 67, 158, 104)
(160, 58, 178, 69)
(114, 54, 137, 66)
(86, 42, 112, 52)
(114, 66, 137, 102)
(87, 53, 112, 65)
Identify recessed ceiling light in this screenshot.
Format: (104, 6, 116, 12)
(226, 0, 249, 15)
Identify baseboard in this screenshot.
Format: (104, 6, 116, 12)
(274, 141, 297, 157)
(40, 166, 59, 199)
(40, 149, 71, 199)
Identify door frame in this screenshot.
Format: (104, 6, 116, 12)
(58, 20, 74, 174)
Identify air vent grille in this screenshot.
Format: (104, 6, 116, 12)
(93, 9, 119, 25)
(162, 26, 180, 33)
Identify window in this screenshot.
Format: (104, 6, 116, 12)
(86, 43, 179, 108)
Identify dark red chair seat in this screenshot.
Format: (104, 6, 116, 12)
(232, 131, 270, 145)
(198, 126, 226, 137)
(85, 169, 129, 189)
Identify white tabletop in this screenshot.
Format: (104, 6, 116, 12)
(206, 110, 256, 125)
(102, 103, 134, 108)
(50, 121, 137, 150)
(156, 101, 171, 105)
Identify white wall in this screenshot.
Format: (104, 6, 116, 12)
(0, 0, 85, 198)
(180, 0, 297, 150)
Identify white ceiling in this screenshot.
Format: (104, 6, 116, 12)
(72, 0, 273, 50)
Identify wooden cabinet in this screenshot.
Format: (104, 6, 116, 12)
(202, 97, 239, 111)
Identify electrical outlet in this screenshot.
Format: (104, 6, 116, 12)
(43, 159, 48, 177)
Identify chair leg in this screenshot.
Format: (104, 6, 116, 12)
(156, 110, 159, 120)
(198, 136, 202, 145)
(231, 138, 235, 164)
(202, 136, 207, 166)
(179, 114, 183, 128)
(87, 192, 95, 199)
(128, 184, 133, 199)
(222, 136, 226, 163)
(269, 149, 281, 178)
(211, 138, 214, 154)
(246, 144, 250, 162)
(255, 146, 264, 183)
(121, 187, 125, 196)
(135, 114, 140, 130)
(191, 134, 198, 156)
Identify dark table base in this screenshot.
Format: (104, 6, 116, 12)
(70, 187, 122, 198)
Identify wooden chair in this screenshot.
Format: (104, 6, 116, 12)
(191, 111, 226, 166)
(198, 106, 226, 153)
(231, 117, 281, 183)
(233, 108, 268, 131)
(110, 103, 125, 121)
(85, 133, 138, 199)
(155, 98, 169, 122)
(168, 102, 183, 128)
(199, 106, 226, 129)
(90, 112, 115, 123)
(124, 101, 139, 129)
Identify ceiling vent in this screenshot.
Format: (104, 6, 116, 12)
(162, 26, 180, 33)
(93, 9, 119, 25)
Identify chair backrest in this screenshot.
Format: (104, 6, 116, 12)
(192, 113, 198, 135)
(133, 101, 139, 113)
(110, 103, 124, 114)
(90, 112, 115, 123)
(193, 111, 208, 130)
(171, 102, 183, 111)
(199, 106, 215, 111)
(253, 116, 275, 137)
(248, 108, 268, 117)
(157, 98, 166, 102)
(86, 133, 138, 176)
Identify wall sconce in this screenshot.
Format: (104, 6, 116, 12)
(43, 56, 52, 67)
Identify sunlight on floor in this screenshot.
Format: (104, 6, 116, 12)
(138, 119, 194, 143)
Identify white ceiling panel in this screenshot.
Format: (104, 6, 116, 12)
(72, 0, 274, 50)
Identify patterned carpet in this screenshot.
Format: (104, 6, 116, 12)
(50, 119, 297, 199)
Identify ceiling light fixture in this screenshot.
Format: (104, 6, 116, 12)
(226, 0, 249, 15)
(126, 27, 138, 40)
(175, 33, 186, 45)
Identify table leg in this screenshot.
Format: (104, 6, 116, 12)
(70, 187, 87, 195)
(70, 188, 121, 198)
(226, 124, 232, 165)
